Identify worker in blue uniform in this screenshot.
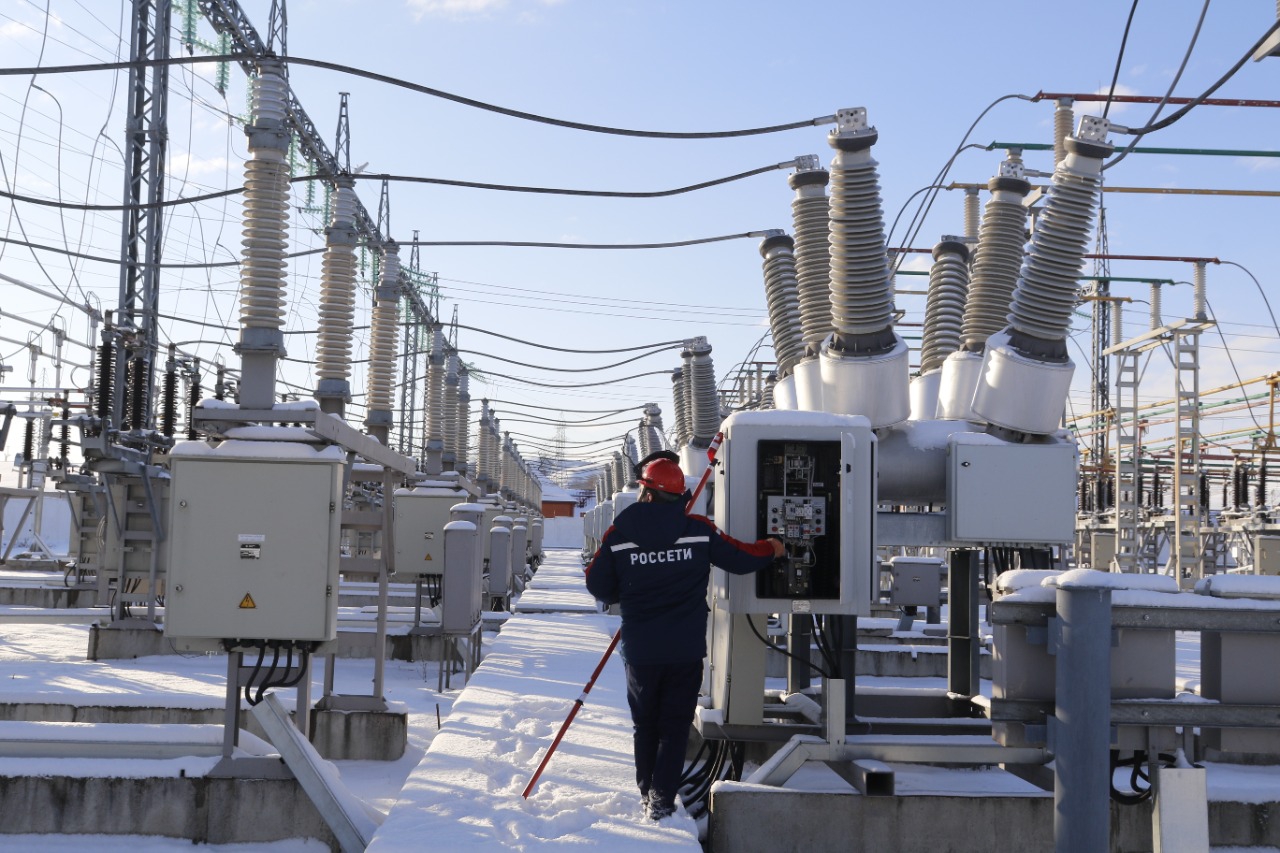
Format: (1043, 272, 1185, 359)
(585, 457, 783, 821)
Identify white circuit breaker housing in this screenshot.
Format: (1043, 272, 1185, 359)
(164, 439, 345, 645)
(713, 410, 877, 616)
(392, 485, 470, 576)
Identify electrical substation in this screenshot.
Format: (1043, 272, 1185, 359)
(2, 2, 1280, 852)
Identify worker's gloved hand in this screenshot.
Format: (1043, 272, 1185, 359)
(767, 537, 786, 559)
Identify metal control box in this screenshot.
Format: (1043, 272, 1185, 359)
(947, 436, 1077, 545)
(885, 556, 944, 607)
(392, 487, 468, 576)
(164, 441, 344, 643)
(714, 410, 876, 616)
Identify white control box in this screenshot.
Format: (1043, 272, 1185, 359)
(392, 487, 469, 576)
(164, 440, 344, 644)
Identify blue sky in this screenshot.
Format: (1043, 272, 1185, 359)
(1, 0, 1278, 470)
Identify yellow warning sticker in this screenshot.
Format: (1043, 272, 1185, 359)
(423, 553, 433, 561)
(239, 593, 256, 609)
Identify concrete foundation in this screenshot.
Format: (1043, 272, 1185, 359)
(0, 773, 338, 849)
(0, 700, 407, 762)
(710, 787, 1280, 853)
(0, 584, 95, 608)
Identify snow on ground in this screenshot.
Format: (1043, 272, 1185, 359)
(369, 551, 701, 851)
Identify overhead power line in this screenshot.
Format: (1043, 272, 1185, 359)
(0, 53, 837, 139)
(0, 160, 801, 211)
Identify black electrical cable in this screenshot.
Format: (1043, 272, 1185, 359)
(887, 92, 1037, 268)
(745, 613, 831, 680)
(483, 407, 635, 424)
(1220, 260, 1280, 339)
(495, 416, 638, 429)
(454, 346, 676, 374)
(453, 325, 686, 355)
(279, 645, 311, 688)
(243, 643, 267, 707)
(0, 160, 795, 210)
(477, 369, 671, 389)
(1119, 18, 1280, 138)
(1102, 1, 1142, 120)
(484, 399, 641, 415)
(1105, 0, 1210, 172)
(255, 642, 283, 706)
(0, 53, 836, 139)
(0, 233, 325, 268)
(402, 232, 768, 250)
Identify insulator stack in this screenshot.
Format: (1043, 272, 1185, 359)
(58, 400, 69, 466)
(186, 361, 201, 440)
(670, 368, 688, 448)
(161, 348, 178, 438)
(624, 435, 639, 486)
(21, 417, 34, 468)
(960, 159, 1031, 352)
(612, 451, 627, 494)
(238, 69, 290, 334)
(456, 367, 471, 476)
(1259, 462, 1269, 507)
(476, 402, 490, 485)
(920, 240, 970, 374)
(763, 373, 776, 409)
(1200, 473, 1210, 511)
(789, 161, 832, 350)
(489, 416, 501, 488)
(826, 109, 895, 348)
(127, 356, 146, 431)
(963, 189, 981, 241)
(602, 464, 615, 500)
(214, 363, 226, 401)
(423, 327, 446, 473)
(681, 349, 695, 442)
(1053, 99, 1074, 165)
(639, 403, 665, 456)
(443, 356, 459, 467)
(1232, 464, 1247, 509)
(1007, 125, 1111, 355)
(236, 66, 291, 409)
(1112, 301, 1124, 347)
(688, 339, 720, 447)
(1193, 261, 1207, 320)
(969, 120, 1111, 436)
(760, 234, 805, 377)
(314, 183, 359, 411)
(95, 335, 114, 421)
(1150, 283, 1162, 331)
(366, 246, 401, 435)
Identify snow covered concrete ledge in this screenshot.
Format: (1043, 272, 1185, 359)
(367, 610, 701, 851)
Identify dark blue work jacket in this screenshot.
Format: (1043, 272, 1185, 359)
(585, 494, 774, 665)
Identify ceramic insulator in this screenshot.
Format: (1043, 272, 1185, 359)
(1008, 143, 1107, 346)
(760, 234, 806, 376)
(315, 185, 358, 383)
(920, 241, 969, 374)
(790, 169, 833, 349)
(365, 249, 400, 416)
(689, 342, 720, 445)
(961, 177, 1030, 351)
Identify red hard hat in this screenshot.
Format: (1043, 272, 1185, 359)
(638, 458, 686, 496)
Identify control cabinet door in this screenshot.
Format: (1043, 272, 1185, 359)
(166, 458, 340, 642)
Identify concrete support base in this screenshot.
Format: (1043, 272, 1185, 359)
(0, 700, 407, 761)
(709, 788, 1280, 853)
(0, 773, 338, 847)
(0, 585, 95, 608)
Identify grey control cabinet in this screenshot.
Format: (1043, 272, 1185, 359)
(164, 442, 344, 644)
(392, 487, 468, 576)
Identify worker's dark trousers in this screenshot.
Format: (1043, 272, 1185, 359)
(624, 660, 703, 811)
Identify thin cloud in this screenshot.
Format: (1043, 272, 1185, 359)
(406, 0, 563, 20)
(1091, 82, 1139, 116)
(1238, 156, 1280, 173)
